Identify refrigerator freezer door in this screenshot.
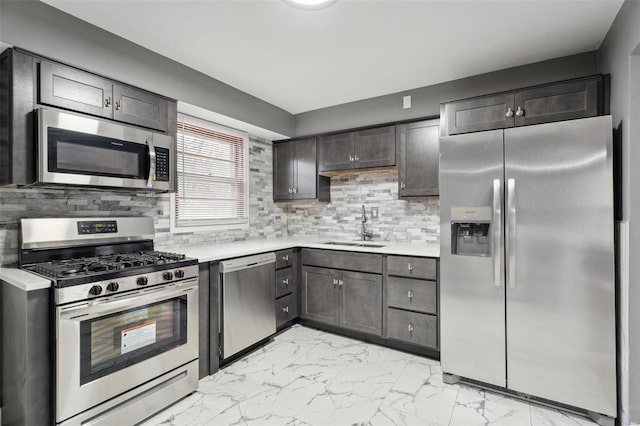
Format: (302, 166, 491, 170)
(440, 130, 506, 387)
(504, 116, 616, 416)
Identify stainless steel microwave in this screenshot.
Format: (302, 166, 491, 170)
(37, 108, 175, 192)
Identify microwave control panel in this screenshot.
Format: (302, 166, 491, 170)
(155, 148, 170, 182)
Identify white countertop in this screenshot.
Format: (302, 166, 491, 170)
(178, 237, 440, 263)
(0, 267, 52, 292)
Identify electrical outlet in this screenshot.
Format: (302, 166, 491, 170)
(371, 207, 379, 219)
(403, 95, 411, 109)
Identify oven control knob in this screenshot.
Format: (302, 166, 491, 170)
(174, 270, 185, 279)
(136, 276, 148, 286)
(162, 271, 173, 281)
(107, 282, 119, 292)
(89, 285, 103, 296)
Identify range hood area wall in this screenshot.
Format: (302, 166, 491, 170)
(0, 137, 287, 267)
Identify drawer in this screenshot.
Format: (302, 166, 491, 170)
(276, 267, 295, 298)
(302, 249, 382, 274)
(386, 276, 436, 314)
(276, 249, 295, 269)
(276, 293, 297, 328)
(386, 256, 436, 280)
(386, 308, 437, 349)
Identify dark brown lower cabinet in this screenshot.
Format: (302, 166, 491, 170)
(275, 249, 299, 330)
(301, 265, 382, 336)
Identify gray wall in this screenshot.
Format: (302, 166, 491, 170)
(283, 171, 439, 243)
(598, 0, 640, 422)
(0, 0, 295, 137)
(294, 52, 598, 136)
(0, 137, 287, 267)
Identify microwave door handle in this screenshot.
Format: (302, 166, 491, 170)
(147, 137, 156, 188)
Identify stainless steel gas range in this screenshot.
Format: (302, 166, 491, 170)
(19, 217, 199, 426)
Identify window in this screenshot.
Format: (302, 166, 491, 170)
(171, 113, 249, 231)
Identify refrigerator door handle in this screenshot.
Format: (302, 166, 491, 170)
(493, 179, 503, 287)
(507, 178, 516, 288)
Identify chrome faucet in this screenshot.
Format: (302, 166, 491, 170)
(360, 205, 373, 241)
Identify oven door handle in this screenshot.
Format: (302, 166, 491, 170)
(147, 137, 156, 188)
(59, 280, 197, 321)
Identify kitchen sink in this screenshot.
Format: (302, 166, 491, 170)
(324, 241, 387, 248)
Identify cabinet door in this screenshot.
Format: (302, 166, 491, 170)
(444, 93, 514, 136)
(354, 125, 396, 169)
(301, 266, 339, 325)
(340, 270, 382, 336)
(276, 293, 297, 329)
(319, 132, 354, 172)
(293, 137, 318, 199)
(273, 142, 294, 201)
(397, 120, 439, 197)
(39, 61, 112, 119)
(513, 77, 599, 127)
(113, 84, 168, 131)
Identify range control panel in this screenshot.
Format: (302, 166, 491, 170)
(77, 220, 118, 235)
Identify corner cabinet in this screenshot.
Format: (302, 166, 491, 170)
(441, 75, 608, 136)
(397, 119, 439, 197)
(318, 125, 396, 173)
(273, 138, 330, 202)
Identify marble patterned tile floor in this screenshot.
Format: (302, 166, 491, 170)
(141, 325, 600, 426)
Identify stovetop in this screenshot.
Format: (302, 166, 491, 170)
(23, 250, 198, 287)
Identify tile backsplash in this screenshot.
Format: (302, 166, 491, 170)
(0, 138, 439, 267)
(283, 171, 439, 243)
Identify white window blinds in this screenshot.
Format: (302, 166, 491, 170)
(174, 113, 249, 228)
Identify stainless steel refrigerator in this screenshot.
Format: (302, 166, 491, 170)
(439, 115, 616, 421)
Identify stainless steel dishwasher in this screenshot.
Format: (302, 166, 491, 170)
(220, 252, 276, 359)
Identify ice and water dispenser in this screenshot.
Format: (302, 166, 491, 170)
(450, 207, 492, 257)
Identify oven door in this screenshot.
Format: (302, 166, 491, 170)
(55, 278, 198, 424)
(38, 108, 174, 191)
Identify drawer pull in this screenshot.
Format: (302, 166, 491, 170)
(333, 278, 338, 286)
(282, 306, 289, 314)
(281, 254, 289, 262)
(408, 324, 414, 333)
(288, 187, 293, 194)
(338, 279, 344, 287)
(282, 278, 289, 287)
(407, 263, 414, 272)
(407, 290, 413, 301)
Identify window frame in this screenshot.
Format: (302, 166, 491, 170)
(170, 113, 250, 234)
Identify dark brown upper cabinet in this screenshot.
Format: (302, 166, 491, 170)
(441, 75, 607, 137)
(397, 119, 439, 198)
(39, 61, 113, 119)
(39, 60, 169, 132)
(319, 125, 396, 173)
(273, 138, 329, 202)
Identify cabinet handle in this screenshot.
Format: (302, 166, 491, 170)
(115, 100, 122, 110)
(282, 255, 289, 262)
(505, 107, 514, 117)
(288, 187, 293, 194)
(407, 263, 413, 272)
(293, 188, 297, 194)
(400, 182, 406, 190)
(282, 306, 289, 314)
(282, 278, 289, 286)
(408, 324, 414, 333)
(515, 106, 525, 117)
(354, 155, 359, 161)
(349, 155, 354, 162)
(104, 97, 112, 107)
(333, 278, 338, 286)
(407, 290, 413, 301)
(338, 279, 344, 287)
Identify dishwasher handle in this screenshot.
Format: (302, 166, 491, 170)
(219, 252, 276, 273)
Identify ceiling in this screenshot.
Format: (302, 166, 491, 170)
(42, 0, 623, 115)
